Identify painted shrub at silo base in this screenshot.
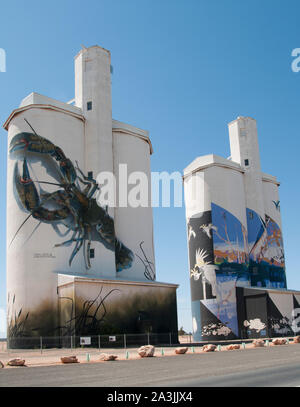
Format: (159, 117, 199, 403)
(7, 283, 178, 341)
(9, 123, 134, 272)
(188, 202, 287, 341)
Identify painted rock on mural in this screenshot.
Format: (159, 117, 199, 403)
(99, 353, 118, 361)
(175, 347, 188, 354)
(61, 356, 78, 364)
(0, 361, 4, 368)
(138, 345, 155, 357)
(202, 344, 216, 352)
(293, 336, 300, 343)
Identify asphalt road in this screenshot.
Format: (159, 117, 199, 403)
(1, 345, 300, 387)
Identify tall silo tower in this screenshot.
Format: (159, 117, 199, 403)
(4, 45, 178, 345)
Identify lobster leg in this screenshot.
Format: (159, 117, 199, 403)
(69, 234, 84, 267)
(75, 161, 99, 199)
(115, 239, 135, 272)
(54, 230, 79, 247)
(83, 226, 92, 269)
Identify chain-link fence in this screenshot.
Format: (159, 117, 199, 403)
(5, 332, 179, 351)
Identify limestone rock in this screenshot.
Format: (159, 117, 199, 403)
(226, 344, 240, 350)
(138, 345, 155, 357)
(293, 336, 300, 344)
(202, 344, 216, 352)
(252, 339, 265, 347)
(99, 353, 118, 361)
(272, 338, 287, 345)
(7, 358, 25, 367)
(61, 356, 78, 364)
(0, 361, 4, 368)
(175, 347, 188, 354)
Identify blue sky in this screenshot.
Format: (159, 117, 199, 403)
(1, 0, 300, 335)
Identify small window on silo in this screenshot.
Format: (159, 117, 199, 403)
(88, 171, 93, 179)
(90, 248, 95, 259)
(87, 101, 92, 111)
(244, 159, 249, 166)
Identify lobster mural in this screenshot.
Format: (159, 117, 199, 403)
(9, 119, 134, 271)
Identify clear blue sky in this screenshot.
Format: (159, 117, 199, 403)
(1, 0, 300, 334)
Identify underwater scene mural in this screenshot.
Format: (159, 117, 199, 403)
(211, 203, 249, 271)
(246, 208, 286, 288)
(236, 288, 300, 338)
(188, 208, 250, 341)
(188, 202, 287, 340)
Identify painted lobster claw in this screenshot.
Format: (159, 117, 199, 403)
(14, 159, 40, 212)
(14, 158, 70, 222)
(10, 132, 56, 155)
(10, 132, 77, 185)
(55, 155, 76, 185)
(10, 122, 135, 272)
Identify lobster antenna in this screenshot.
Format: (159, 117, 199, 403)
(9, 213, 33, 247)
(33, 181, 64, 187)
(24, 118, 38, 135)
(9, 191, 62, 248)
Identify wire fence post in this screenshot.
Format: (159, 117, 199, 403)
(124, 334, 127, 349)
(40, 336, 43, 354)
(98, 335, 101, 352)
(169, 332, 172, 346)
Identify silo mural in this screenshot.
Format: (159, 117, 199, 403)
(188, 204, 250, 341)
(5, 45, 178, 345)
(184, 117, 293, 341)
(246, 208, 286, 288)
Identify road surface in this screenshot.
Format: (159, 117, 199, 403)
(1, 344, 300, 387)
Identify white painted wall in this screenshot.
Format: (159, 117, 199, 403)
(184, 155, 246, 228)
(262, 178, 282, 227)
(7, 107, 85, 326)
(113, 125, 155, 281)
(228, 117, 265, 218)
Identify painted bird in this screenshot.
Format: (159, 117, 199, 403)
(272, 200, 280, 211)
(200, 223, 217, 239)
